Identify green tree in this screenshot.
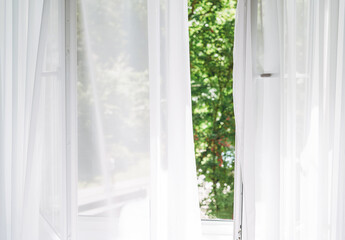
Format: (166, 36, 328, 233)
(188, 0, 236, 219)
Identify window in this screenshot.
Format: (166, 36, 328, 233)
(75, 0, 238, 239)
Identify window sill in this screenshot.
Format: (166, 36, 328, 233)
(77, 217, 233, 240)
(201, 219, 233, 240)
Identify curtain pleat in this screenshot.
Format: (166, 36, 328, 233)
(148, 0, 202, 239)
(234, 0, 345, 239)
(0, 0, 67, 239)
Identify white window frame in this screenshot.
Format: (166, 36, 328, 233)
(65, 0, 77, 239)
(201, 219, 234, 240)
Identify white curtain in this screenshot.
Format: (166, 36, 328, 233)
(234, 0, 345, 239)
(77, 0, 201, 240)
(1, 0, 202, 239)
(0, 0, 68, 240)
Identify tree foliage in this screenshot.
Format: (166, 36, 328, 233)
(188, 0, 236, 219)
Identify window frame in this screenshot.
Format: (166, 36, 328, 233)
(65, 0, 78, 239)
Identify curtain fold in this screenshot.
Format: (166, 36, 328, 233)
(0, 0, 67, 239)
(234, 0, 345, 239)
(148, 0, 202, 239)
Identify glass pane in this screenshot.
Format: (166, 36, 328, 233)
(77, 0, 150, 239)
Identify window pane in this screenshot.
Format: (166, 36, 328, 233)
(77, 0, 150, 239)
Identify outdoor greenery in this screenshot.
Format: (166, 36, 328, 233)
(188, 0, 237, 219)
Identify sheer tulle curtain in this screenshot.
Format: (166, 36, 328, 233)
(0, 0, 68, 240)
(1, 0, 201, 239)
(77, 0, 201, 240)
(234, 0, 345, 239)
